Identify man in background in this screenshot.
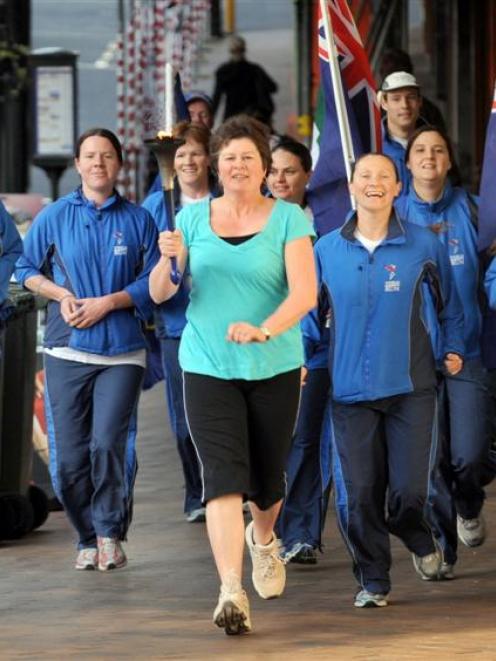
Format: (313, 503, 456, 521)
(212, 35, 278, 127)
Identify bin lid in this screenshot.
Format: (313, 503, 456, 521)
(5, 285, 36, 317)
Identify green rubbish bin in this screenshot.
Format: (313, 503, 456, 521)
(0, 284, 49, 539)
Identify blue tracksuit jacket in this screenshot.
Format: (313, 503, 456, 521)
(15, 188, 159, 355)
(0, 201, 23, 305)
(395, 184, 481, 360)
(302, 211, 465, 404)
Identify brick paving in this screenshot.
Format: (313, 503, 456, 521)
(2, 384, 496, 660)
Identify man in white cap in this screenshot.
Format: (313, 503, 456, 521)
(380, 71, 422, 196)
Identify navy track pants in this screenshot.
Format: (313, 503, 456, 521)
(44, 355, 143, 549)
(278, 368, 331, 551)
(331, 389, 438, 595)
(159, 338, 202, 514)
(429, 359, 491, 564)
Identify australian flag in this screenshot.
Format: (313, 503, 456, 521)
(307, 0, 381, 236)
(477, 81, 496, 251)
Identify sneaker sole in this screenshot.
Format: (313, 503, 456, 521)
(186, 515, 206, 523)
(75, 564, 97, 571)
(98, 559, 127, 572)
(458, 537, 485, 548)
(214, 600, 251, 635)
(252, 577, 284, 600)
(290, 556, 318, 565)
(423, 573, 455, 582)
(354, 599, 388, 608)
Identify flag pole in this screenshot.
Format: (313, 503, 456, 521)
(319, 0, 356, 193)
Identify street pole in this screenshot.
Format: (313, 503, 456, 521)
(294, 0, 312, 142)
(0, 0, 30, 192)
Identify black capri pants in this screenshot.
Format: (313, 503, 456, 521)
(183, 369, 301, 510)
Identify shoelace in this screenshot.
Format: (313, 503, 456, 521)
(253, 541, 283, 577)
(99, 538, 118, 558)
(79, 549, 96, 562)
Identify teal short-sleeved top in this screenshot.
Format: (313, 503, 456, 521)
(176, 198, 315, 380)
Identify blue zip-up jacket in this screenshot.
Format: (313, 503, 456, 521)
(15, 188, 159, 356)
(302, 211, 465, 404)
(303, 288, 330, 370)
(395, 184, 481, 360)
(142, 185, 218, 339)
(382, 119, 411, 198)
(0, 201, 23, 305)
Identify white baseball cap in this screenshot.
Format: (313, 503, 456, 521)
(381, 71, 420, 92)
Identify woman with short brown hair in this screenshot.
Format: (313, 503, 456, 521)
(150, 115, 317, 634)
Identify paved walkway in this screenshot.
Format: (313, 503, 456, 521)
(2, 384, 496, 660)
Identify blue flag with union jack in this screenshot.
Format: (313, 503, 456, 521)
(478, 82, 496, 251)
(307, 0, 381, 236)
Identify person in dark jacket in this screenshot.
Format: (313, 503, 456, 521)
(304, 153, 464, 608)
(15, 128, 159, 572)
(211, 35, 278, 126)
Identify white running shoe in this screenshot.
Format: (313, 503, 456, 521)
(245, 521, 286, 599)
(213, 582, 252, 635)
(412, 550, 442, 580)
(354, 589, 388, 608)
(97, 537, 127, 571)
(75, 547, 98, 571)
(457, 514, 486, 548)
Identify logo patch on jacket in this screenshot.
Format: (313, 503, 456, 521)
(448, 238, 464, 266)
(113, 230, 128, 255)
(384, 264, 400, 292)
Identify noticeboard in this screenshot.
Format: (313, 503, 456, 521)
(34, 65, 75, 159)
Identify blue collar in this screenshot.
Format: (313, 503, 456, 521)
(72, 186, 122, 210)
(408, 181, 454, 214)
(341, 208, 406, 246)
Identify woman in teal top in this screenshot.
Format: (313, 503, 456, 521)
(150, 115, 316, 635)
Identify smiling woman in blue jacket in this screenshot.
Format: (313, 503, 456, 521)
(395, 126, 492, 576)
(304, 153, 464, 609)
(15, 128, 159, 572)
